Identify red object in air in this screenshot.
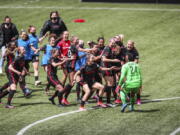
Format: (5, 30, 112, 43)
(73, 19, 86, 23)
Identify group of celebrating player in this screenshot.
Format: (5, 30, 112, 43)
(0, 11, 142, 112)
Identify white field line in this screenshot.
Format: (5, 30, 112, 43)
(0, 6, 180, 12)
(170, 128, 180, 135)
(16, 96, 180, 135)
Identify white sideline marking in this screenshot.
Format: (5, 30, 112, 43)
(170, 128, 180, 135)
(16, 96, 180, 135)
(0, 6, 180, 12)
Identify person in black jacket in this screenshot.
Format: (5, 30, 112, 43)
(39, 11, 67, 39)
(0, 16, 19, 74)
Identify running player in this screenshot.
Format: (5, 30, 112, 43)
(117, 53, 142, 112)
(74, 54, 115, 110)
(101, 38, 121, 106)
(0, 46, 26, 108)
(0, 41, 17, 103)
(124, 40, 141, 104)
(28, 25, 47, 86)
(47, 49, 72, 107)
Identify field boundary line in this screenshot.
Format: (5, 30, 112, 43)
(170, 127, 180, 135)
(0, 6, 180, 12)
(16, 96, 180, 135)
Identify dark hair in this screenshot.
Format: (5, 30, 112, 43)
(28, 25, 35, 33)
(50, 11, 59, 18)
(7, 41, 17, 48)
(126, 53, 134, 62)
(4, 16, 11, 21)
(97, 37, 104, 42)
(48, 34, 57, 41)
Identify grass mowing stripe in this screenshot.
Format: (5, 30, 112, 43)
(170, 127, 180, 135)
(0, 6, 180, 12)
(16, 96, 180, 135)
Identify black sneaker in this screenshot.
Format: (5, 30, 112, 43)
(49, 97, 56, 105)
(57, 104, 66, 107)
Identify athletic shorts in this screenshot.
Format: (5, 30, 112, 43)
(31, 55, 39, 63)
(8, 71, 19, 85)
(25, 60, 31, 71)
(66, 67, 75, 73)
(47, 75, 62, 87)
(101, 70, 113, 77)
(123, 87, 139, 94)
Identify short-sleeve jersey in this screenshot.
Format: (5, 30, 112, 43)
(18, 39, 32, 60)
(118, 62, 142, 88)
(29, 34, 39, 56)
(57, 40, 71, 57)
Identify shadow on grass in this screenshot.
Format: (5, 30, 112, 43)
(18, 102, 50, 107)
(133, 109, 160, 113)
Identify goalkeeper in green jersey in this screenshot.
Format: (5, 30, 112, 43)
(117, 53, 142, 112)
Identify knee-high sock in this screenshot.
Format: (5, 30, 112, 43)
(76, 82, 81, 100)
(0, 90, 9, 99)
(64, 84, 72, 99)
(45, 83, 51, 92)
(7, 90, 16, 105)
(112, 86, 117, 100)
(137, 93, 141, 100)
(120, 91, 127, 105)
(106, 86, 112, 104)
(58, 91, 64, 104)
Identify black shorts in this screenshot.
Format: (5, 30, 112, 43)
(31, 55, 39, 63)
(25, 60, 31, 71)
(47, 75, 62, 87)
(8, 71, 19, 85)
(66, 67, 75, 73)
(95, 73, 102, 83)
(81, 80, 95, 89)
(101, 70, 113, 77)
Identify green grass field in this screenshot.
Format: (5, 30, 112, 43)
(0, 0, 180, 135)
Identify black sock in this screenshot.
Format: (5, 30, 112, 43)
(76, 83, 81, 100)
(80, 100, 85, 107)
(64, 84, 72, 99)
(58, 91, 63, 104)
(106, 86, 111, 104)
(112, 86, 117, 100)
(7, 90, 16, 105)
(0, 90, 9, 99)
(35, 76, 39, 81)
(0, 82, 9, 91)
(45, 83, 51, 92)
(137, 93, 141, 100)
(99, 97, 103, 102)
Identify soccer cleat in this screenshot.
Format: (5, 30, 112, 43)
(57, 104, 65, 107)
(35, 80, 41, 86)
(62, 98, 70, 105)
(121, 103, 128, 112)
(129, 105, 134, 112)
(106, 103, 116, 108)
(24, 88, 32, 97)
(5, 104, 15, 109)
(136, 99, 141, 105)
(97, 101, 107, 108)
(49, 97, 56, 105)
(79, 106, 86, 111)
(114, 99, 122, 104)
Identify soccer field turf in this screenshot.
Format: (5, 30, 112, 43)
(0, 0, 180, 135)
